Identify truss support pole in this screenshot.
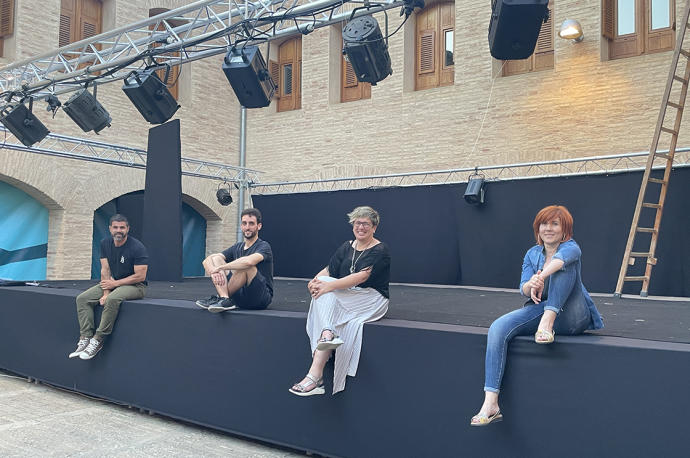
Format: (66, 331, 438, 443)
(237, 106, 248, 242)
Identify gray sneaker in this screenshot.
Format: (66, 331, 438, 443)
(195, 295, 221, 309)
(208, 297, 237, 313)
(79, 337, 103, 360)
(68, 337, 90, 358)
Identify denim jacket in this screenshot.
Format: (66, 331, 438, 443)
(519, 239, 604, 330)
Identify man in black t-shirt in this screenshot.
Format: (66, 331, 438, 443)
(68, 214, 148, 360)
(196, 208, 273, 312)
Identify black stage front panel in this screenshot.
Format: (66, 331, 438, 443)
(1, 286, 688, 457)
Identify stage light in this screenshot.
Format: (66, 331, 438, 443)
(0, 100, 50, 147)
(216, 183, 233, 206)
(62, 88, 112, 134)
(559, 19, 584, 42)
(342, 15, 392, 85)
(122, 67, 180, 124)
(222, 45, 276, 108)
(488, 0, 549, 60)
(464, 173, 486, 205)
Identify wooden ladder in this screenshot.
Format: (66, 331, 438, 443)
(614, 1, 690, 298)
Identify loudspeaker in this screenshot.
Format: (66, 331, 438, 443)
(122, 68, 180, 124)
(62, 89, 112, 134)
(343, 15, 392, 85)
(488, 0, 549, 60)
(0, 102, 49, 147)
(222, 46, 276, 109)
(464, 177, 486, 204)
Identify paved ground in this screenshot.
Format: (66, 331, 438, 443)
(0, 371, 305, 458)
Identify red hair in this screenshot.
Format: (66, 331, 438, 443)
(533, 205, 574, 245)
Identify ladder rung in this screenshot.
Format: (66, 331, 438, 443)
(648, 178, 666, 184)
(667, 101, 684, 110)
(681, 49, 690, 59)
(630, 252, 651, 257)
(624, 276, 649, 281)
(660, 127, 678, 135)
(636, 227, 657, 233)
(641, 202, 662, 209)
(673, 75, 689, 85)
(655, 152, 672, 160)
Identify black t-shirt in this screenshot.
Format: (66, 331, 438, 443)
(222, 238, 274, 296)
(328, 241, 391, 298)
(100, 236, 149, 284)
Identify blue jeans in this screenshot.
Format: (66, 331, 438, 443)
(484, 263, 592, 393)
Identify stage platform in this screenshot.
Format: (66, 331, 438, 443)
(1, 279, 689, 457)
(31, 277, 690, 344)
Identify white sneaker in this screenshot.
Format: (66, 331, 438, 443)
(68, 337, 90, 358)
(79, 338, 103, 360)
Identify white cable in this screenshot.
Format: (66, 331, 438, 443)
(469, 60, 506, 158)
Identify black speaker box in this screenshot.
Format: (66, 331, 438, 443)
(222, 46, 276, 109)
(63, 89, 112, 134)
(343, 15, 392, 85)
(122, 69, 180, 124)
(488, 0, 549, 60)
(0, 102, 50, 147)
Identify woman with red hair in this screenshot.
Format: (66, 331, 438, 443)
(470, 205, 603, 426)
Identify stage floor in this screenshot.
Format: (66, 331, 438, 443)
(26, 277, 690, 344)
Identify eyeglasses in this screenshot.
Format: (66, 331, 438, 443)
(353, 221, 372, 228)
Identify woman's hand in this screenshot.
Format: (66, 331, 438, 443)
(527, 270, 544, 303)
(309, 278, 333, 299)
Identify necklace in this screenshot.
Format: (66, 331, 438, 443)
(350, 240, 372, 274)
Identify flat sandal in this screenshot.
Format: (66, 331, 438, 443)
(289, 374, 325, 397)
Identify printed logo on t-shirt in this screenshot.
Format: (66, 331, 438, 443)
(120, 256, 125, 264)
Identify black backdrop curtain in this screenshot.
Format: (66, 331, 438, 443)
(253, 168, 690, 296)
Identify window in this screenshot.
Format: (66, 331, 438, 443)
(0, 0, 15, 58)
(341, 39, 371, 103)
(415, 2, 455, 91)
(149, 8, 180, 100)
(59, 0, 102, 47)
(503, 0, 553, 76)
(269, 37, 302, 112)
(602, 0, 675, 60)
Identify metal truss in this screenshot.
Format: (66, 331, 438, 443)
(0, 126, 261, 184)
(0, 0, 404, 103)
(250, 148, 690, 194)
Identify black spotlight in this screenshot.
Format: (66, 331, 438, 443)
(216, 183, 233, 206)
(122, 67, 180, 124)
(62, 88, 112, 134)
(342, 15, 392, 85)
(222, 45, 276, 108)
(488, 0, 549, 60)
(0, 100, 50, 147)
(464, 173, 486, 205)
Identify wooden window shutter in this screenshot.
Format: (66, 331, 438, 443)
(269, 60, 280, 99)
(602, 0, 615, 39)
(59, 0, 78, 47)
(609, 0, 643, 59)
(277, 37, 301, 112)
(0, 0, 15, 38)
(418, 31, 436, 74)
(646, 0, 675, 54)
(439, 2, 455, 87)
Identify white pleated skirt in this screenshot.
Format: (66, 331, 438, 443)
(306, 276, 389, 394)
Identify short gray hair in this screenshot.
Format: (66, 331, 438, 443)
(347, 206, 380, 227)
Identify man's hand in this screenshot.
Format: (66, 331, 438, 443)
(100, 279, 119, 291)
(211, 271, 227, 286)
(99, 292, 109, 306)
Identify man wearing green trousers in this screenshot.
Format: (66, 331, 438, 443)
(69, 214, 149, 360)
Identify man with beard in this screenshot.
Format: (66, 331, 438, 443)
(195, 208, 274, 313)
(69, 214, 149, 360)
